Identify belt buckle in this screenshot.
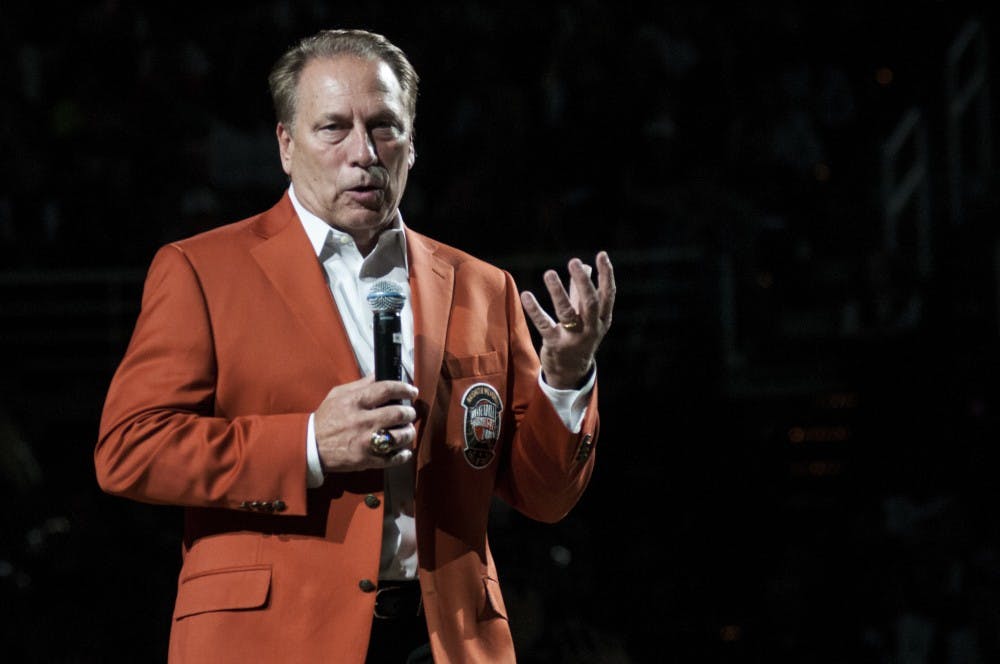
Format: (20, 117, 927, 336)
(374, 586, 424, 620)
(373, 586, 394, 620)
(373, 584, 422, 620)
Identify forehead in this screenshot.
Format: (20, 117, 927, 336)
(297, 55, 406, 112)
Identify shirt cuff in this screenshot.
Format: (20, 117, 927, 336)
(306, 413, 325, 489)
(537, 366, 596, 434)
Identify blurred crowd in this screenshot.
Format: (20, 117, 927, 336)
(2, 1, 968, 268)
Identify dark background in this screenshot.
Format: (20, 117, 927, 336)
(2, 1, 1000, 662)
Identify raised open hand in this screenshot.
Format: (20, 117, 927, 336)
(520, 251, 615, 389)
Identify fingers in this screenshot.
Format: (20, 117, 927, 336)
(384, 448, 413, 466)
(542, 268, 576, 326)
(364, 397, 418, 451)
(384, 422, 417, 448)
(544, 259, 594, 323)
(520, 290, 557, 335)
(567, 259, 598, 324)
(369, 422, 418, 458)
(522, 252, 614, 389)
(521, 255, 606, 337)
(357, 379, 418, 409)
(568, 263, 593, 309)
(596, 251, 615, 326)
(369, 403, 418, 430)
(315, 377, 420, 472)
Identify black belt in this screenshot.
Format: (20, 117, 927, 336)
(374, 580, 423, 620)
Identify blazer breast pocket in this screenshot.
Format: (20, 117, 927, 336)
(444, 351, 502, 379)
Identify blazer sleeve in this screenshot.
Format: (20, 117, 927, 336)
(493, 270, 600, 523)
(94, 245, 311, 515)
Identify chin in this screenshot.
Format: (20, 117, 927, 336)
(338, 213, 391, 233)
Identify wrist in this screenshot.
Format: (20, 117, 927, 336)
(541, 359, 595, 390)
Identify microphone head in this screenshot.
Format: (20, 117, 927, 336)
(367, 280, 406, 313)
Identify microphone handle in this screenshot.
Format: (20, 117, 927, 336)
(373, 311, 403, 404)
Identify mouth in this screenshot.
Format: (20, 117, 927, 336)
(353, 168, 388, 191)
(345, 183, 386, 207)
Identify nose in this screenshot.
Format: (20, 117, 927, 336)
(347, 126, 378, 167)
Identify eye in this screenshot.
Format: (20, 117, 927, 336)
(319, 124, 348, 139)
(371, 122, 403, 141)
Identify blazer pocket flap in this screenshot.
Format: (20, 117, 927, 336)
(445, 351, 501, 378)
(480, 576, 508, 621)
(174, 564, 272, 620)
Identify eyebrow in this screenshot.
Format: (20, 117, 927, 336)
(313, 109, 405, 127)
(314, 112, 349, 126)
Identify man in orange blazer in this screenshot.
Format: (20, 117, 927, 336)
(96, 29, 614, 663)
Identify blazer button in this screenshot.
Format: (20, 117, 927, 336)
(250, 501, 262, 510)
(239, 501, 250, 509)
(273, 500, 287, 512)
(364, 494, 381, 508)
(359, 579, 377, 593)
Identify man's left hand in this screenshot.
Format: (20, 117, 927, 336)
(520, 251, 615, 389)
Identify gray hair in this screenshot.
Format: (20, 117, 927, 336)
(268, 29, 419, 129)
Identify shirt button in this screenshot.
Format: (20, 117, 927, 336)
(339, 235, 350, 245)
(359, 579, 377, 593)
(364, 494, 381, 508)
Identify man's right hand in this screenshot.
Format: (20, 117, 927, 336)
(314, 376, 419, 472)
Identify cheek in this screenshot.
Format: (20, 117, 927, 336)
(391, 153, 411, 182)
(391, 169, 409, 198)
(306, 156, 341, 186)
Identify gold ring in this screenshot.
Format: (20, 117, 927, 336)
(369, 429, 395, 456)
(560, 318, 582, 331)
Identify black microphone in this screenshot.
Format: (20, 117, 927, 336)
(366, 280, 406, 387)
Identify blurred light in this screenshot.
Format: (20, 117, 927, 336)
(821, 392, 858, 409)
(25, 528, 43, 553)
(43, 516, 71, 534)
(720, 625, 742, 642)
(789, 460, 845, 477)
(787, 426, 851, 443)
(876, 67, 893, 86)
(814, 162, 831, 181)
(549, 544, 572, 568)
(808, 461, 839, 476)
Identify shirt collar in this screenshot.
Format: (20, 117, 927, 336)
(289, 184, 408, 271)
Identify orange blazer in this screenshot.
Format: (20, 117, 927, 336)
(95, 193, 599, 663)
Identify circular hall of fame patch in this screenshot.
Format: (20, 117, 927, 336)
(460, 382, 503, 468)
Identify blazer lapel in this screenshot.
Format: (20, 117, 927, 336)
(250, 194, 362, 385)
(406, 228, 454, 466)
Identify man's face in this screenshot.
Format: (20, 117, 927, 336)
(277, 55, 414, 247)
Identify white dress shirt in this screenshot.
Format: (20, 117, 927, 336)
(289, 185, 594, 580)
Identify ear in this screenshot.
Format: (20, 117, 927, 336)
(276, 122, 294, 176)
